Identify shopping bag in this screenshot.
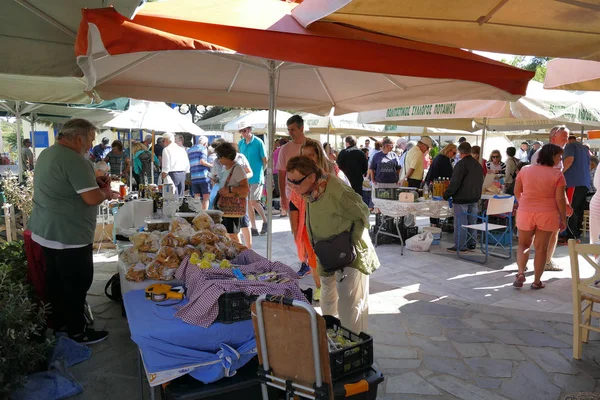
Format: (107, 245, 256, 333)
(405, 231, 434, 252)
(209, 183, 220, 210)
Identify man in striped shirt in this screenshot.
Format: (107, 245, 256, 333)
(188, 135, 212, 209)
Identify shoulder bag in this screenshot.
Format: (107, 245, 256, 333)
(216, 164, 248, 218)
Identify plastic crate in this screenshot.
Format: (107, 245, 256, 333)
(333, 367, 384, 400)
(215, 291, 258, 324)
(402, 226, 419, 240)
(374, 188, 394, 200)
(324, 316, 373, 381)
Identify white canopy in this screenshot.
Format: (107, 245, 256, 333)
(103, 100, 205, 135)
(224, 110, 306, 134)
(0, 74, 93, 104)
(298, 112, 383, 134)
(197, 110, 254, 131)
(358, 82, 600, 132)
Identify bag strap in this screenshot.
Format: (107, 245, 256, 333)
(305, 200, 353, 248)
(104, 273, 120, 302)
(224, 163, 238, 188)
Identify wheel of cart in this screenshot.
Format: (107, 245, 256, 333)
(252, 295, 384, 400)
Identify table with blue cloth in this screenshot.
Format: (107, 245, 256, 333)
(123, 289, 257, 394)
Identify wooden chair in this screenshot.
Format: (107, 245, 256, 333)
(582, 210, 590, 238)
(568, 239, 600, 359)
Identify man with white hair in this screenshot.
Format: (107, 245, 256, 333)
(28, 119, 117, 344)
(188, 135, 212, 209)
(161, 132, 190, 197)
(144, 134, 153, 148)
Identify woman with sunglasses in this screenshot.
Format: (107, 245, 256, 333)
(286, 155, 379, 333)
(485, 150, 507, 175)
(424, 143, 457, 227)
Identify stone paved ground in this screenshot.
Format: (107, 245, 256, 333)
(71, 216, 600, 399)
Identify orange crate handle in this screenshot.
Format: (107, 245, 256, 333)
(344, 379, 369, 397)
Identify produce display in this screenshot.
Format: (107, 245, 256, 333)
(326, 329, 361, 352)
(124, 213, 248, 282)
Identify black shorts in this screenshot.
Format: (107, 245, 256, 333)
(289, 201, 299, 212)
(191, 181, 210, 196)
(222, 217, 242, 234)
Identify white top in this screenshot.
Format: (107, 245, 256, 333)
(162, 143, 190, 174)
(31, 233, 87, 250)
(516, 148, 529, 162)
(211, 153, 253, 183)
(530, 148, 562, 169)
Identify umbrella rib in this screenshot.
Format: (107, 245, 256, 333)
(313, 68, 335, 106)
(14, 0, 77, 38)
(96, 54, 157, 86)
(382, 74, 409, 90)
(476, 0, 510, 26)
(228, 63, 243, 92)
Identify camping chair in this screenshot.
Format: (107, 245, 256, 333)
(568, 239, 600, 359)
(457, 195, 515, 264)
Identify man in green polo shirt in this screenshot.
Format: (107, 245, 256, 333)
(28, 119, 116, 344)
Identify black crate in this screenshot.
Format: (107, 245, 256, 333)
(402, 226, 419, 240)
(324, 316, 373, 381)
(333, 367, 384, 400)
(374, 188, 394, 200)
(215, 292, 258, 324)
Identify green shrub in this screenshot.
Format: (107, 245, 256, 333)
(0, 241, 28, 283)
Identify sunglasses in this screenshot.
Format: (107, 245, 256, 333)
(492, 155, 501, 159)
(287, 173, 313, 186)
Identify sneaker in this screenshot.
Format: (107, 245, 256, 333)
(251, 228, 260, 236)
(70, 329, 109, 345)
(313, 287, 321, 302)
(447, 246, 468, 253)
(260, 223, 268, 235)
(467, 244, 476, 251)
(544, 261, 564, 271)
(297, 263, 311, 278)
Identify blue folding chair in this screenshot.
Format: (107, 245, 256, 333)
(458, 195, 515, 264)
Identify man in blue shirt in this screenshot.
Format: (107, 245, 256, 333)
(238, 126, 268, 236)
(91, 137, 110, 162)
(187, 136, 212, 209)
(562, 134, 591, 240)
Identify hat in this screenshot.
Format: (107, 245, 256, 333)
(458, 136, 467, 143)
(144, 134, 153, 142)
(23, 138, 31, 144)
(419, 136, 434, 149)
(101, 137, 109, 145)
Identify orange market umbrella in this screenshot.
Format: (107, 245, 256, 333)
(544, 59, 600, 91)
(75, 0, 533, 258)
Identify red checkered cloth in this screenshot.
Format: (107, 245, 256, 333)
(174, 250, 308, 327)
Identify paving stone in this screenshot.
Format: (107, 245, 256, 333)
(500, 362, 561, 400)
(452, 342, 488, 358)
(370, 314, 408, 334)
(374, 344, 418, 359)
(428, 374, 507, 400)
(423, 354, 471, 378)
(446, 330, 494, 344)
(518, 346, 579, 374)
(555, 334, 573, 345)
(493, 321, 533, 331)
(401, 315, 443, 337)
(377, 358, 422, 370)
(429, 336, 449, 342)
(553, 373, 597, 392)
(484, 343, 525, 360)
(472, 313, 507, 323)
(484, 329, 526, 345)
(399, 301, 467, 319)
(525, 320, 566, 336)
(386, 372, 441, 395)
(437, 318, 468, 330)
(420, 370, 434, 378)
(516, 331, 570, 348)
(410, 336, 460, 358)
(474, 377, 502, 389)
(462, 318, 490, 330)
(465, 358, 513, 378)
(370, 330, 411, 347)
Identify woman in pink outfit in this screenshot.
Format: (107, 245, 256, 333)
(513, 144, 568, 290)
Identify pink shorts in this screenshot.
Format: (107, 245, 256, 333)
(516, 210, 560, 232)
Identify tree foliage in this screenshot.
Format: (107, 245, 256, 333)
(501, 56, 550, 83)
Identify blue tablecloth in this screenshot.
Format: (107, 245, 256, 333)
(123, 290, 257, 385)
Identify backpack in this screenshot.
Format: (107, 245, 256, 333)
(137, 150, 153, 183)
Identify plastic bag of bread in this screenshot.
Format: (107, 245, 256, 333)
(156, 246, 179, 263)
(120, 247, 139, 264)
(176, 245, 201, 260)
(125, 263, 146, 282)
(161, 232, 188, 248)
(161, 266, 178, 280)
(170, 216, 192, 232)
(146, 260, 163, 280)
(192, 212, 214, 231)
(130, 232, 161, 253)
(231, 241, 248, 253)
(190, 230, 220, 246)
(212, 223, 228, 237)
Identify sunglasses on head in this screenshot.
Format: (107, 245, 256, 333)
(287, 173, 313, 185)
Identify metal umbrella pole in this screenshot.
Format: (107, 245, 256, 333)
(31, 113, 36, 161)
(15, 101, 23, 182)
(480, 117, 488, 166)
(129, 129, 133, 191)
(581, 126, 585, 142)
(265, 60, 280, 261)
(151, 130, 155, 184)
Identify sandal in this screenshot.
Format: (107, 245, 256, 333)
(530, 281, 546, 290)
(513, 273, 526, 288)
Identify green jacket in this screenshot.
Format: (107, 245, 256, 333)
(305, 175, 380, 277)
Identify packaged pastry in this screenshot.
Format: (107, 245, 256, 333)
(212, 223, 228, 237)
(161, 267, 177, 280)
(125, 263, 146, 282)
(190, 230, 219, 246)
(120, 247, 139, 264)
(176, 245, 201, 260)
(156, 246, 179, 264)
(231, 241, 248, 253)
(161, 232, 188, 248)
(130, 232, 161, 253)
(170, 216, 192, 233)
(146, 260, 163, 280)
(192, 212, 214, 231)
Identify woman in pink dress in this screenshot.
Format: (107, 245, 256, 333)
(513, 144, 568, 290)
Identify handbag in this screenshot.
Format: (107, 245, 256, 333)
(216, 164, 247, 218)
(307, 205, 356, 273)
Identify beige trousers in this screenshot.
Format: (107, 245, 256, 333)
(320, 268, 369, 334)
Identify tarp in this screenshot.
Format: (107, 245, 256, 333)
(544, 59, 600, 91)
(0, 74, 91, 104)
(358, 82, 600, 132)
(292, 0, 600, 60)
(103, 100, 205, 135)
(0, 0, 146, 77)
(75, 0, 533, 115)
